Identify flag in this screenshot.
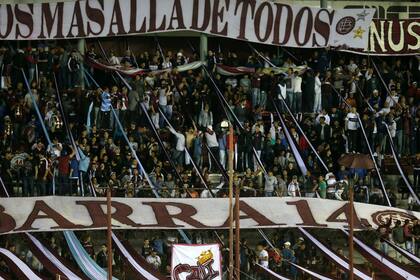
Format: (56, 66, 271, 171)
(171, 244, 222, 280)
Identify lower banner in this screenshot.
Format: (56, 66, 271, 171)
(171, 244, 222, 280)
(0, 196, 419, 235)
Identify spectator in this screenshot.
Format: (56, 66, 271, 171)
(288, 175, 301, 197)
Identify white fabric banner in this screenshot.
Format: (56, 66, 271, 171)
(171, 244, 222, 280)
(0, 0, 373, 49)
(0, 196, 419, 234)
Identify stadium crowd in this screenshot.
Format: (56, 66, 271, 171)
(0, 41, 419, 208)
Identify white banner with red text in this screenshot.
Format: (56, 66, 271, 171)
(0, 196, 419, 235)
(0, 0, 373, 49)
(171, 244, 222, 280)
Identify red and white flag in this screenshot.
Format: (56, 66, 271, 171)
(171, 244, 222, 280)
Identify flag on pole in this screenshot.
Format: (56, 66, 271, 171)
(171, 244, 222, 280)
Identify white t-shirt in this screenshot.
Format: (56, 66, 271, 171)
(345, 112, 359, 130)
(278, 83, 286, 99)
(258, 249, 269, 268)
(294, 76, 302, 93)
(159, 89, 167, 106)
(288, 182, 300, 197)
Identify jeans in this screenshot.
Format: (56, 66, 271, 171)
(93, 107, 100, 126)
(99, 110, 111, 129)
(58, 174, 70, 195)
(265, 191, 273, 197)
(172, 150, 184, 166)
(209, 146, 219, 171)
(414, 169, 420, 189)
(151, 112, 159, 129)
(294, 91, 302, 113)
(219, 149, 226, 169)
(252, 88, 260, 108)
(37, 180, 47, 196)
(159, 104, 169, 127)
(286, 91, 294, 112)
(380, 241, 389, 255)
(396, 130, 403, 155)
(405, 240, 414, 253)
(260, 91, 267, 109)
(22, 176, 34, 196)
(238, 151, 253, 172)
(347, 129, 358, 152)
(313, 92, 322, 113)
(253, 150, 262, 172)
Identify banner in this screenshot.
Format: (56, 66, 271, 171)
(0, 0, 373, 49)
(171, 244, 222, 280)
(345, 19, 420, 56)
(1, 197, 420, 235)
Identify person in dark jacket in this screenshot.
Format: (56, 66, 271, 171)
(237, 122, 253, 172)
(315, 116, 331, 145)
(96, 244, 108, 268)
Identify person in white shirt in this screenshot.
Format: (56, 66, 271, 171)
(205, 125, 219, 171)
(256, 243, 269, 268)
(345, 107, 359, 152)
(161, 56, 172, 69)
(293, 71, 303, 113)
(347, 59, 358, 73)
(313, 71, 322, 113)
(168, 126, 185, 166)
(315, 110, 331, 125)
(288, 176, 301, 197)
(385, 90, 399, 108)
(109, 51, 120, 65)
(146, 250, 161, 270)
(201, 180, 225, 198)
(264, 171, 278, 197)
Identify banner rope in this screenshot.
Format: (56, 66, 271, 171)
(383, 239, 420, 265)
(272, 99, 308, 176)
(0, 247, 42, 280)
(25, 233, 83, 280)
(382, 122, 420, 205)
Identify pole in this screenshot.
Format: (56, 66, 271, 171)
(77, 39, 85, 90)
(200, 33, 208, 63)
(235, 163, 240, 280)
(107, 187, 113, 280)
(348, 185, 354, 280)
(320, 0, 328, 8)
(228, 125, 234, 280)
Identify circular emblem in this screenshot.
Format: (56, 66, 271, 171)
(336, 17, 356, 35)
(371, 210, 417, 226)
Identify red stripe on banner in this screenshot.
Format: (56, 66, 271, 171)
(0, 248, 44, 280)
(342, 231, 420, 280)
(384, 239, 420, 265)
(118, 240, 167, 280)
(255, 264, 290, 280)
(24, 234, 87, 280)
(216, 64, 255, 76)
(298, 228, 372, 280)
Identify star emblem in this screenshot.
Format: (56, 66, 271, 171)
(353, 27, 365, 39)
(356, 10, 369, 21)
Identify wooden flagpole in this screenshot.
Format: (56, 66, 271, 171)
(349, 185, 354, 280)
(235, 165, 240, 280)
(107, 186, 113, 280)
(228, 125, 234, 280)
